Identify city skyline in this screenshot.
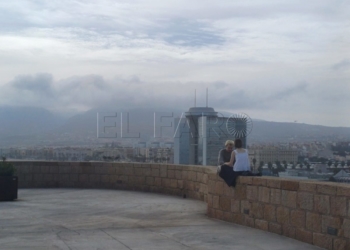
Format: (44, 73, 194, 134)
(0, 1, 349, 127)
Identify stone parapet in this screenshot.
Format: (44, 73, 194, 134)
(12, 161, 350, 249)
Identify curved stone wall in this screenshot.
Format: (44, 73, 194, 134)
(12, 161, 350, 250)
(13, 161, 212, 202)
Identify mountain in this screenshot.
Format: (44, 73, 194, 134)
(0, 106, 65, 136)
(0, 106, 349, 147)
(249, 121, 350, 143)
(51, 108, 350, 144)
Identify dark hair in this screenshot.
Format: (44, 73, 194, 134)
(234, 138, 243, 148)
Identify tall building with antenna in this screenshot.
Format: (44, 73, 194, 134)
(174, 89, 243, 166)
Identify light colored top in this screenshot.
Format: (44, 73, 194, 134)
(233, 149, 250, 172)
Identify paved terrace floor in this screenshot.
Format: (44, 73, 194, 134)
(0, 189, 324, 250)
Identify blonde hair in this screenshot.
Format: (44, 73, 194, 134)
(225, 140, 234, 147)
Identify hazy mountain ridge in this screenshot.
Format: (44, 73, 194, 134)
(0, 106, 349, 146)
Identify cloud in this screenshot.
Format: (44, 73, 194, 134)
(150, 18, 225, 47)
(11, 73, 54, 95)
(0, 1, 349, 127)
(332, 59, 350, 70)
(268, 82, 308, 100)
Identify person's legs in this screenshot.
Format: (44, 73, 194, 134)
(219, 165, 236, 187)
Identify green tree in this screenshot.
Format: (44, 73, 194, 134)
(268, 162, 272, 170)
(327, 161, 332, 167)
(252, 158, 257, 168)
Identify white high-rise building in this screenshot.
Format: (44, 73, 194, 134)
(174, 107, 247, 166)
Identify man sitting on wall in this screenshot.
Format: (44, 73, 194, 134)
(217, 140, 236, 186)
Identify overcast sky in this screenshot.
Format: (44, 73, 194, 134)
(0, 0, 349, 127)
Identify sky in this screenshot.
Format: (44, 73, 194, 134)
(0, 0, 349, 127)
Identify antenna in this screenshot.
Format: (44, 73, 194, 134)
(194, 89, 196, 107)
(206, 88, 208, 107)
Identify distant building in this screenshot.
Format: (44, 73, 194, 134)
(250, 148, 298, 165)
(174, 107, 242, 166)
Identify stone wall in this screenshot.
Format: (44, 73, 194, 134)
(12, 161, 350, 250)
(13, 161, 212, 202)
(207, 174, 350, 250)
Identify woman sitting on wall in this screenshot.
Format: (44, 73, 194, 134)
(218, 139, 261, 187)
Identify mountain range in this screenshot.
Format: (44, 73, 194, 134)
(0, 106, 349, 147)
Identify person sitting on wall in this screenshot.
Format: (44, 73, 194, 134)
(220, 139, 261, 187)
(217, 140, 237, 186)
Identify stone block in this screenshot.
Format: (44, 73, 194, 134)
(251, 202, 264, 219)
(79, 174, 88, 183)
(151, 164, 160, 169)
(222, 184, 234, 197)
(342, 219, 350, 239)
(264, 204, 276, 222)
(202, 174, 208, 183)
(175, 170, 182, 179)
(59, 166, 70, 174)
(231, 199, 240, 213)
(107, 165, 116, 175)
(240, 200, 251, 214)
(33, 174, 43, 182)
(177, 180, 184, 189)
(235, 185, 246, 200)
(232, 213, 245, 225)
(337, 186, 350, 197)
(281, 190, 297, 208)
(313, 233, 332, 250)
(269, 222, 282, 235)
(196, 172, 203, 182)
(247, 186, 258, 201)
(50, 166, 59, 174)
(306, 212, 321, 233)
(290, 210, 305, 229)
(255, 219, 268, 231)
(331, 196, 347, 217)
(170, 179, 178, 189)
(258, 186, 270, 203)
(189, 171, 197, 181)
(282, 224, 296, 239)
(215, 181, 224, 195)
(215, 210, 224, 220)
(213, 195, 220, 209)
(159, 167, 167, 178)
(168, 169, 175, 179)
(295, 228, 313, 245)
(146, 177, 154, 186)
(161, 178, 170, 188)
(252, 178, 266, 186)
(314, 194, 330, 214)
(32, 165, 41, 173)
(333, 239, 348, 250)
(270, 189, 281, 205)
(142, 166, 152, 177)
(297, 192, 314, 211)
(281, 180, 299, 191)
(266, 179, 281, 189)
(69, 174, 78, 182)
(40, 166, 50, 174)
(245, 216, 255, 228)
(239, 176, 253, 185)
(220, 197, 231, 211)
(154, 177, 161, 186)
(42, 174, 52, 182)
(317, 184, 337, 195)
(101, 175, 110, 183)
(151, 168, 160, 177)
(299, 182, 317, 193)
(276, 206, 290, 224)
(321, 215, 342, 236)
(223, 212, 233, 222)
